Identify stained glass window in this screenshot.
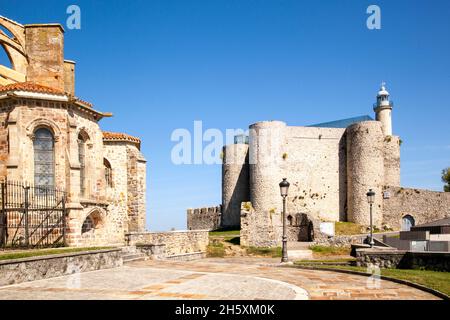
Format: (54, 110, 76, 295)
(34, 128, 55, 189)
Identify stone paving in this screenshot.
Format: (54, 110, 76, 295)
(0, 257, 440, 300)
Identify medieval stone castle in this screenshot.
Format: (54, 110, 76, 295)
(188, 86, 450, 247)
(1, 15, 448, 251)
(0, 16, 146, 247)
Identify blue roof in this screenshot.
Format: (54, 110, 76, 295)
(307, 115, 373, 129)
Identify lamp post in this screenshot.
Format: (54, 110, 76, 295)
(279, 178, 290, 263)
(366, 189, 376, 248)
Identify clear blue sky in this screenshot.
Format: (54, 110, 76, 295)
(1, 0, 449, 231)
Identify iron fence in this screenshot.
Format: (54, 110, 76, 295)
(0, 180, 67, 249)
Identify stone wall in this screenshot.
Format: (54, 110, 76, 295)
(24, 25, 65, 91)
(126, 144, 147, 232)
(222, 144, 249, 228)
(240, 202, 279, 247)
(0, 97, 146, 247)
(0, 249, 122, 287)
(126, 230, 209, 256)
(283, 126, 348, 222)
(346, 121, 385, 226)
(187, 206, 221, 231)
(383, 136, 401, 187)
(0, 16, 147, 249)
(382, 186, 450, 230)
(0, 100, 13, 179)
(104, 141, 129, 237)
(356, 249, 450, 271)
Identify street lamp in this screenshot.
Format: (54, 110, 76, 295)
(279, 178, 290, 263)
(366, 189, 376, 248)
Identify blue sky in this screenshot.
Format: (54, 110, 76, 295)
(1, 0, 449, 231)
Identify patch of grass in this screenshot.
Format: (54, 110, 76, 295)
(335, 222, 364, 235)
(245, 246, 282, 258)
(209, 229, 240, 237)
(295, 258, 356, 264)
(309, 245, 351, 256)
(298, 264, 450, 297)
(207, 241, 225, 258)
(0, 247, 114, 261)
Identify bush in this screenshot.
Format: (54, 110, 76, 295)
(207, 241, 225, 258)
(245, 246, 282, 258)
(309, 245, 350, 256)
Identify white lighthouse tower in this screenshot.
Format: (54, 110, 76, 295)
(374, 82, 393, 136)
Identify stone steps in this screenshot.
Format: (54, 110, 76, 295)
(122, 253, 146, 263)
(121, 246, 147, 263)
(287, 249, 314, 260)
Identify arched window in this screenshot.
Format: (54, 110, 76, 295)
(78, 133, 87, 196)
(402, 215, 415, 231)
(104, 158, 113, 188)
(34, 128, 55, 189)
(81, 215, 95, 234)
(287, 215, 293, 226)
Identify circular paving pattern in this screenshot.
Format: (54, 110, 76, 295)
(0, 257, 440, 300)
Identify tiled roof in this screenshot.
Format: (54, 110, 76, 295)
(75, 97, 93, 107)
(0, 81, 93, 108)
(0, 81, 65, 95)
(102, 131, 141, 144)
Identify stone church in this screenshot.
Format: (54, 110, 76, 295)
(0, 16, 146, 247)
(188, 85, 450, 247)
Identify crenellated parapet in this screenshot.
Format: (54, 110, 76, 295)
(187, 206, 222, 231)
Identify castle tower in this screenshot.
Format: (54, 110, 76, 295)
(346, 121, 384, 226)
(222, 141, 250, 228)
(374, 82, 394, 136)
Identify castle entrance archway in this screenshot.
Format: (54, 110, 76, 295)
(401, 215, 415, 231)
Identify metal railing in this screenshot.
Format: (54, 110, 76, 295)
(0, 180, 67, 249)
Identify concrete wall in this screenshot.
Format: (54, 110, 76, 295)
(0, 249, 122, 287)
(126, 230, 209, 256)
(382, 186, 450, 230)
(187, 206, 221, 231)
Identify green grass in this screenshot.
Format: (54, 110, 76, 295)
(0, 247, 114, 261)
(309, 245, 351, 256)
(296, 258, 356, 264)
(245, 246, 282, 258)
(207, 241, 225, 258)
(209, 229, 240, 237)
(335, 222, 390, 235)
(335, 222, 364, 235)
(294, 263, 450, 297)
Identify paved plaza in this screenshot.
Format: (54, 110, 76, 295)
(0, 258, 439, 300)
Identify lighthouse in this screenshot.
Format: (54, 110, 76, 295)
(374, 82, 394, 136)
